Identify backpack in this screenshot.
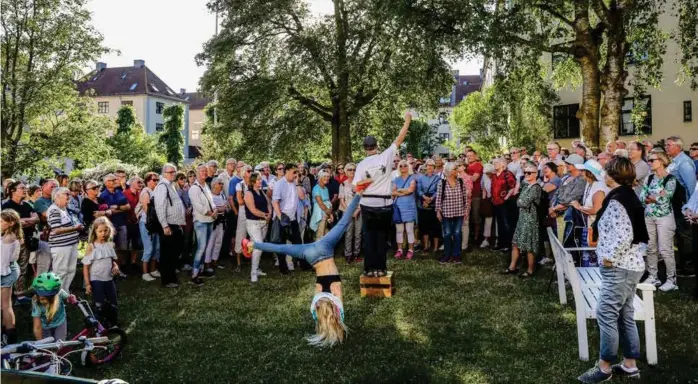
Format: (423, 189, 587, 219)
(646, 173, 686, 215)
(440, 178, 465, 207)
(146, 183, 172, 235)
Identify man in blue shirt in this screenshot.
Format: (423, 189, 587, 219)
(665, 136, 697, 276)
(99, 173, 131, 270)
(271, 163, 309, 275)
(689, 142, 698, 179)
(219, 161, 245, 265)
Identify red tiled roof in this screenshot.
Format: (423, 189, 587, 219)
(183, 92, 211, 110)
(76, 65, 187, 103)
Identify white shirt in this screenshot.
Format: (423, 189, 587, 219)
(188, 181, 215, 223)
(583, 180, 609, 224)
(353, 143, 397, 207)
(219, 171, 234, 197)
(271, 178, 298, 220)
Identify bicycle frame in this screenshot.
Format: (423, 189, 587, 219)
(56, 300, 108, 365)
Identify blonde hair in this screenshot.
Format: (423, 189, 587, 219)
(650, 148, 671, 167)
(88, 216, 115, 244)
(1, 209, 23, 242)
(37, 294, 62, 324)
(307, 299, 347, 348)
(397, 160, 413, 175)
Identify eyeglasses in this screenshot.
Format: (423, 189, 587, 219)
(104, 179, 115, 183)
(511, 151, 520, 154)
(648, 158, 661, 163)
(164, 171, 176, 174)
(399, 165, 407, 168)
(546, 147, 557, 151)
(277, 167, 285, 171)
(89, 186, 100, 191)
(524, 171, 536, 175)
(345, 168, 355, 172)
(690, 147, 698, 151)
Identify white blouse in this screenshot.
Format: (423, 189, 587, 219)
(1, 238, 20, 276)
(596, 200, 646, 272)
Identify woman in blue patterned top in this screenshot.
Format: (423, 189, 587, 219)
(416, 159, 441, 254)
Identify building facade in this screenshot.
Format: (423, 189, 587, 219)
(182, 92, 212, 160)
(77, 60, 193, 159)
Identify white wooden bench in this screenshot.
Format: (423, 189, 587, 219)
(547, 228, 658, 365)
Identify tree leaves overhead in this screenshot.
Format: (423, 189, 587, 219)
(107, 105, 166, 169)
(160, 104, 185, 166)
(196, 0, 463, 162)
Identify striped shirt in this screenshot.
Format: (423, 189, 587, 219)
(47, 204, 79, 248)
(154, 179, 186, 227)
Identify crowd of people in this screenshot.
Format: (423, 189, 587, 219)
(1, 122, 698, 375)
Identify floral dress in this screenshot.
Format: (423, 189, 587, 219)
(512, 183, 542, 254)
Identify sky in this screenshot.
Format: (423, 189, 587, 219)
(87, 0, 482, 92)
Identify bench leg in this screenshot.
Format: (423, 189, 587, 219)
(577, 312, 589, 361)
(555, 265, 567, 305)
(642, 290, 658, 365)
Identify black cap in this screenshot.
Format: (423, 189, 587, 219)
(363, 136, 377, 148)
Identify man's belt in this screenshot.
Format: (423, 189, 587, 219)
(362, 194, 392, 199)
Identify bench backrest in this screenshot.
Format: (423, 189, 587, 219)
(547, 228, 584, 308)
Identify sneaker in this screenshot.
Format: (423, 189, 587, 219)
(577, 363, 612, 383)
(118, 271, 128, 279)
(251, 275, 258, 283)
(142, 273, 156, 282)
(658, 281, 679, 292)
(200, 270, 215, 279)
(438, 245, 444, 251)
(257, 271, 267, 276)
(287, 262, 295, 271)
(611, 363, 640, 379)
(164, 283, 180, 288)
(406, 250, 414, 260)
(150, 270, 161, 278)
(538, 257, 554, 266)
(216, 264, 226, 270)
(182, 264, 193, 271)
(190, 277, 204, 287)
(641, 276, 661, 287)
(394, 249, 404, 259)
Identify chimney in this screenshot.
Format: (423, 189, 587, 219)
(134, 59, 145, 68)
(180, 88, 186, 95)
(96, 62, 107, 71)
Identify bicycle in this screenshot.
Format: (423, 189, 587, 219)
(68, 297, 127, 365)
(1, 336, 109, 375)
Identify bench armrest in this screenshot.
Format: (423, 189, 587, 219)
(563, 247, 597, 251)
(636, 283, 657, 291)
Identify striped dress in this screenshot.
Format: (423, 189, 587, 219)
(47, 204, 79, 248)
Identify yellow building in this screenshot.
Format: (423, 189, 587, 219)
(182, 93, 212, 159)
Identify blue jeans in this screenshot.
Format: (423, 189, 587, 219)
(254, 194, 361, 265)
(193, 221, 213, 274)
(597, 266, 643, 362)
(493, 204, 512, 248)
(139, 221, 160, 262)
(441, 216, 463, 261)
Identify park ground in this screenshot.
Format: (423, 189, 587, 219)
(13, 248, 698, 383)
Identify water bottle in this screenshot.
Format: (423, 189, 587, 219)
(581, 252, 590, 267)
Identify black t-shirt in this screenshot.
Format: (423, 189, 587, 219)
(81, 198, 100, 230)
(1, 199, 36, 240)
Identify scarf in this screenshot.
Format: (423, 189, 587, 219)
(591, 184, 649, 244)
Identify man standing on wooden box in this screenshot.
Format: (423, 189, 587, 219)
(353, 112, 412, 277)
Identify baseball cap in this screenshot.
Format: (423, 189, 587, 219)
(363, 136, 377, 148)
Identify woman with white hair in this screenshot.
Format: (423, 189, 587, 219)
(47, 187, 83, 292)
(205, 177, 229, 272)
(311, 170, 333, 240)
(392, 160, 417, 259)
(435, 162, 468, 264)
(416, 159, 441, 254)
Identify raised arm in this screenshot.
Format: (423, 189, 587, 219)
(394, 112, 412, 148)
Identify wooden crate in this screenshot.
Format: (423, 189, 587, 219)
(360, 271, 394, 298)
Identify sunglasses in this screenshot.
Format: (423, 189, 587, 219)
(277, 167, 285, 171)
(690, 148, 698, 151)
(399, 165, 408, 168)
(648, 158, 661, 163)
(524, 171, 536, 175)
(246, 170, 251, 173)
(345, 168, 355, 172)
(89, 186, 100, 191)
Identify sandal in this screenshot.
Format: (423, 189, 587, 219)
(519, 271, 535, 279)
(394, 249, 404, 259)
(499, 268, 519, 275)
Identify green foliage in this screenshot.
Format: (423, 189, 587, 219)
(1, 0, 109, 178)
(107, 105, 166, 168)
(159, 104, 185, 166)
(116, 105, 138, 135)
(403, 120, 443, 158)
(79, 160, 145, 182)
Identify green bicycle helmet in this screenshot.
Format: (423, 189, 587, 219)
(31, 272, 62, 296)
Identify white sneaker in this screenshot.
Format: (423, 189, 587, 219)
(287, 263, 295, 271)
(251, 275, 258, 283)
(257, 271, 267, 276)
(642, 276, 661, 287)
(480, 239, 490, 248)
(142, 273, 156, 282)
(182, 264, 193, 271)
(538, 257, 554, 266)
(274, 259, 279, 266)
(659, 281, 678, 292)
(150, 270, 161, 278)
(438, 245, 444, 251)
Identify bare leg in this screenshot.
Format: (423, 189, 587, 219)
(526, 252, 535, 274)
(433, 238, 439, 252)
(508, 246, 520, 270)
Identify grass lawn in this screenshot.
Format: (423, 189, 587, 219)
(14, 248, 698, 383)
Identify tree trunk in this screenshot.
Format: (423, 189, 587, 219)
(333, 0, 352, 164)
(599, 8, 628, 147)
(578, 56, 601, 147)
(1, 144, 17, 179)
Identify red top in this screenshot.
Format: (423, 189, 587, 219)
(466, 162, 484, 197)
(490, 170, 516, 206)
(335, 175, 348, 184)
(123, 188, 140, 224)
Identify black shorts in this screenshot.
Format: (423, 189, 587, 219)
(127, 223, 143, 250)
(418, 209, 442, 239)
(227, 210, 238, 233)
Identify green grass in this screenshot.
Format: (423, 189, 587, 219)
(14, 249, 698, 383)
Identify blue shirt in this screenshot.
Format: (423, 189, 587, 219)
(272, 178, 298, 220)
(31, 290, 69, 329)
(98, 189, 129, 227)
(667, 152, 697, 201)
(228, 176, 243, 203)
(312, 184, 330, 202)
(416, 174, 440, 209)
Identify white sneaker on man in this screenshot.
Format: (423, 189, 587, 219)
(150, 270, 161, 278)
(480, 239, 490, 248)
(538, 257, 554, 266)
(182, 264, 193, 271)
(251, 275, 258, 283)
(257, 271, 267, 276)
(658, 281, 678, 292)
(142, 273, 156, 282)
(642, 276, 661, 287)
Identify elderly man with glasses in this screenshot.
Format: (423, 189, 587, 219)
(99, 173, 131, 273)
(154, 164, 187, 288)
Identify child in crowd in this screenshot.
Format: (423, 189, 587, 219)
(83, 217, 120, 325)
(31, 272, 76, 341)
(1, 209, 22, 344)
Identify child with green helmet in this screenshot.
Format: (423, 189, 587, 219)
(31, 272, 76, 341)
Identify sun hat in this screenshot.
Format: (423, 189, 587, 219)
(582, 159, 603, 180)
(564, 154, 585, 167)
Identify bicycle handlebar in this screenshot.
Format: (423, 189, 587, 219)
(1, 336, 109, 355)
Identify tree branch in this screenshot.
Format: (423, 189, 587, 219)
(287, 86, 333, 121)
(590, 0, 610, 25)
(534, 3, 575, 28)
(511, 35, 576, 55)
(287, 11, 336, 90)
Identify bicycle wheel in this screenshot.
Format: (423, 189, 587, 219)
(88, 328, 127, 365)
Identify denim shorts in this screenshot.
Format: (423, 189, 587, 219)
(1, 262, 19, 288)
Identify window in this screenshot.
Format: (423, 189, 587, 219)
(684, 101, 693, 122)
(150, 84, 160, 92)
(553, 104, 580, 139)
(620, 96, 651, 136)
(155, 123, 164, 132)
(156, 102, 164, 114)
(627, 43, 649, 65)
(438, 111, 449, 125)
(97, 101, 109, 114)
(439, 133, 450, 140)
(129, 82, 138, 91)
(121, 100, 133, 107)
